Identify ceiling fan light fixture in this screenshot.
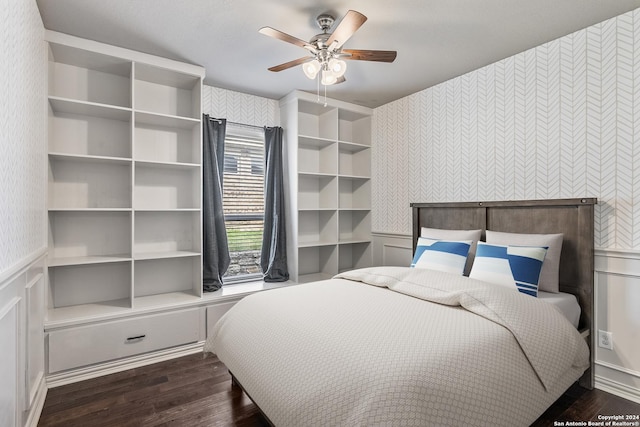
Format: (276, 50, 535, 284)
(260, 9, 396, 93)
(328, 58, 347, 77)
(321, 69, 338, 85)
(302, 59, 321, 79)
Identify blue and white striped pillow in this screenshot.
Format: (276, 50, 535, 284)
(411, 238, 472, 275)
(469, 242, 548, 297)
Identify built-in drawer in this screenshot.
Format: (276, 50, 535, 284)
(48, 308, 201, 373)
(206, 301, 236, 338)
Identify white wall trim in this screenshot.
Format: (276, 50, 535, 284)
(0, 247, 46, 286)
(382, 243, 413, 250)
(595, 248, 640, 275)
(46, 342, 205, 388)
(45, 30, 205, 77)
(597, 360, 640, 380)
(24, 378, 47, 427)
(595, 375, 640, 405)
(595, 247, 640, 259)
(372, 231, 412, 239)
(0, 296, 20, 320)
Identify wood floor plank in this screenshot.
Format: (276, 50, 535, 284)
(41, 374, 169, 417)
(38, 354, 640, 427)
(142, 388, 257, 426)
(530, 384, 589, 426)
(557, 388, 611, 422)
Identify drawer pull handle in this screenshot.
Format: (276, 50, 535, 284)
(126, 335, 146, 342)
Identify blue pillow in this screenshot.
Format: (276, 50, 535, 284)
(469, 242, 548, 297)
(411, 238, 472, 275)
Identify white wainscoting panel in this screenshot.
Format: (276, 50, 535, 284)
(372, 233, 412, 267)
(0, 251, 47, 427)
(25, 273, 45, 409)
(0, 296, 19, 427)
(595, 248, 640, 403)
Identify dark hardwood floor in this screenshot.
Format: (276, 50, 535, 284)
(38, 352, 640, 426)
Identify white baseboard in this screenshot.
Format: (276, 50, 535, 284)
(24, 377, 47, 427)
(596, 375, 640, 404)
(46, 342, 205, 388)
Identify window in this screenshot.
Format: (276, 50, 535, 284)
(222, 124, 264, 282)
(224, 155, 238, 174)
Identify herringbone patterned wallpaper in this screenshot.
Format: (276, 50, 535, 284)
(373, 8, 640, 250)
(202, 85, 279, 127)
(0, 1, 46, 274)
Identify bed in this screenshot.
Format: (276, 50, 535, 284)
(204, 198, 596, 426)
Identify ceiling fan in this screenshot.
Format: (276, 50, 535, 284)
(259, 10, 397, 85)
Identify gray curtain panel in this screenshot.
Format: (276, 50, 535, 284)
(261, 126, 289, 282)
(202, 115, 230, 291)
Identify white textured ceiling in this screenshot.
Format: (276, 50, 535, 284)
(37, 0, 640, 108)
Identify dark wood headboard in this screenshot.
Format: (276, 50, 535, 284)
(411, 198, 596, 389)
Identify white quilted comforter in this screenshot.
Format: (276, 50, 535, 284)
(204, 267, 589, 426)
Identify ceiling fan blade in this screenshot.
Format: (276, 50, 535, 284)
(326, 10, 367, 49)
(259, 27, 315, 51)
(267, 56, 312, 72)
(342, 49, 397, 62)
(335, 76, 346, 84)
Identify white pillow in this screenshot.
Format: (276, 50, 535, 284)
(421, 227, 482, 276)
(411, 238, 472, 275)
(485, 231, 563, 293)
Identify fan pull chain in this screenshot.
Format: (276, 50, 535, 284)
(324, 82, 328, 107)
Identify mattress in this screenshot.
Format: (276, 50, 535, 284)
(537, 290, 581, 328)
(205, 266, 589, 427)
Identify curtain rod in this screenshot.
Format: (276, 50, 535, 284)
(208, 117, 264, 130)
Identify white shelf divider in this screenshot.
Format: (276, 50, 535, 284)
(48, 255, 132, 268)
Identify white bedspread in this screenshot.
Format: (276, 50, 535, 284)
(204, 267, 589, 426)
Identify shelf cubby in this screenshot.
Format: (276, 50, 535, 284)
(338, 177, 371, 210)
(48, 210, 131, 264)
(47, 96, 133, 166)
(298, 174, 337, 210)
(48, 43, 132, 108)
(134, 211, 201, 257)
(48, 155, 132, 209)
(338, 110, 371, 145)
(298, 245, 338, 282)
(134, 114, 200, 164)
(298, 136, 337, 175)
(339, 144, 371, 177)
(134, 63, 201, 119)
(298, 100, 338, 139)
(338, 210, 371, 243)
(133, 257, 201, 300)
(134, 163, 200, 210)
(298, 210, 338, 247)
(338, 242, 372, 272)
(48, 262, 132, 309)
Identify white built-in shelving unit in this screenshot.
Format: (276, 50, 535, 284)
(280, 91, 373, 283)
(46, 31, 204, 326)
